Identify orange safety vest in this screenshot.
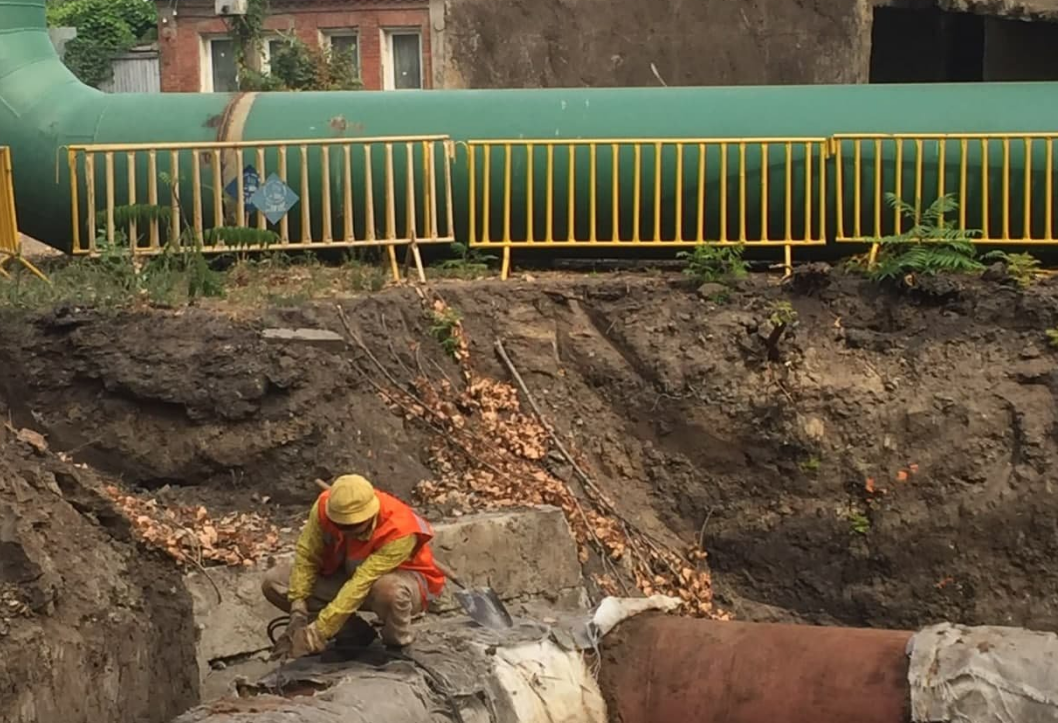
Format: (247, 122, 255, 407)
(317, 489, 446, 605)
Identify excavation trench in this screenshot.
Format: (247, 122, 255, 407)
(4, 269, 1058, 722)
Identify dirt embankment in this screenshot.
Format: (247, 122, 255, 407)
(0, 428, 199, 723)
(3, 268, 1058, 638)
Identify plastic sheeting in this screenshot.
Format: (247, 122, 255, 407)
(907, 622, 1058, 723)
(173, 596, 681, 723)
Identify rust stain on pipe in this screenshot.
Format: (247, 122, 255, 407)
(599, 614, 912, 723)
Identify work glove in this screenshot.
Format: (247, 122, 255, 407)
(289, 622, 327, 658)
(269, 600, 310, 661)
(288, 599, 310, 632)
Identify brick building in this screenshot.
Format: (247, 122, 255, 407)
(156, 0, 432, 92)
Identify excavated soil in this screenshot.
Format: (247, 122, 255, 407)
(0, 428, 199, 723)
(4, 266, 1058, 720)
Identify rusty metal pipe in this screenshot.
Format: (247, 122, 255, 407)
(599, 614, 912, 723)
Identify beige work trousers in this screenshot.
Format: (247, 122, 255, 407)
(262, 561, 425, 647)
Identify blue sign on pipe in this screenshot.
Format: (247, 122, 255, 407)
(224, 165, 261, 212)
(249, 173, 300, 225)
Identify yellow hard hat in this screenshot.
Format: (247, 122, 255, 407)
(326, 474, 380, 525)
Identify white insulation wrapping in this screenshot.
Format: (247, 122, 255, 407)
(907, 622, 1058, 723)
(173, 595, 679, 723)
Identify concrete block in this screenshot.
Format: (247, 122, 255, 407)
(187, 562, 280, 663)
(186, 559, 283, 688)
(260, 327, 345, 349)
(429, 505, 586, 613)
(185, 505, 587, 695)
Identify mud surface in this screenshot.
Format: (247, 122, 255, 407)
(0, 428, 198, 723)
(3, 269, 1058, 638)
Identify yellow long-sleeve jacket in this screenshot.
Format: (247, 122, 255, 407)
(288, 499, 416, 639)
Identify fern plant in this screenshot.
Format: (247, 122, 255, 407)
(981, 250, 1041, 288)
(869, 193, 984, 283)
(94, 203, 172, 232)
(677, 243, 749, 284)
(202, 226, 280, 251)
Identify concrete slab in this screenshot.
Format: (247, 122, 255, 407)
(260, 328, 346, 349)
(18, 235, 63, 260)
(185, 505, 587, 697)
(186, 560, 279, 688)
(429, 506, 587, 614)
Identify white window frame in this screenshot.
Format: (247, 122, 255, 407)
(319, 29, 362, 79)
(200, 34, 236, 92)
(261, 34, 286, 74)
(381, 28, 423, 90)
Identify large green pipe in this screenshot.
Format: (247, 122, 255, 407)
(4, 0, 1058, 252)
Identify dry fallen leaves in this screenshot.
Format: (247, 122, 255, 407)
(104, 486, 282, 569)
(402, 295, 727, 620)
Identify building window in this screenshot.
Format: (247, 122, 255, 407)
(321, 30, 360, 78)
(202, 36, 238, 92)
(382, 29, 422, 90)
(262, 36, 286, 74)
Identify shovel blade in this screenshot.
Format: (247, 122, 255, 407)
(454, 588, 513, 629)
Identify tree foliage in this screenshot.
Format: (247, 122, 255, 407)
(237, 36, 362, 91)
(46, 0, 157, 87)
(225, 0, 362, 91)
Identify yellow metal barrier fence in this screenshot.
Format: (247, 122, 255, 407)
(67, 135, 456, 281)
(832, 133, 1058, 255)
(0, 147, 48, 282)
(466, 137, 829, 278)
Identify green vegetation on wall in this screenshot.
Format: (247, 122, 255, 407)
(45, 0, 157, 87)
(225, 0, 362, 91)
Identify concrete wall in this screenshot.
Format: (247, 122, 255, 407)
(47, 27, 77, 59)
(429, 0, 1058, 90)
(431, 0, 872, 89)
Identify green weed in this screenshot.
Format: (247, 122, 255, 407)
(800, 456, 821, 475)
(981, 250, 1041, 288)
(848, 511, 871, 535)
(869, 193, 984, 283)
(432, 242, 497, 279)
(677, 244, 749, 284)
(429, 306, 463, 359)
(1046, 328, 1058, 350)
(769, 300, 799, 328)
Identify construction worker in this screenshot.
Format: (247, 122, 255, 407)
(262, 474, 446, 659)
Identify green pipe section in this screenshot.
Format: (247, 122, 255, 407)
(5, 0, 1058, 253)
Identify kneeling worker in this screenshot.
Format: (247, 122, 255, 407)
(263, 474, 446, 659)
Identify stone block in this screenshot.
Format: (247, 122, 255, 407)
(429, 505, 586, 614)
(260, 328, 345, 349)
(186, 559, 284, 688)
